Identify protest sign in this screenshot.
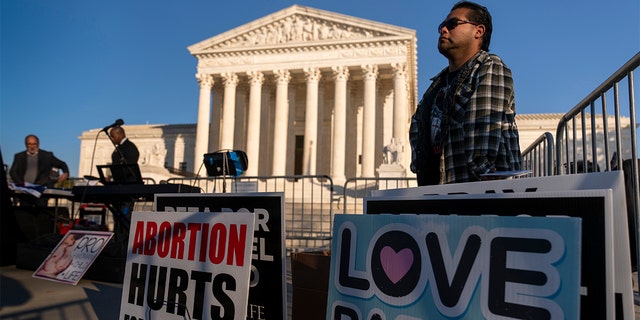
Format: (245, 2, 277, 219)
(366, 190, 618, 319)
(371, 172, 634, 319)
(327, 213, 581, 319)
(118, 211, 255, 320)
(33, 230, 113, 285)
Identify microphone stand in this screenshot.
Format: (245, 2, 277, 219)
(221, 149, 230, 193)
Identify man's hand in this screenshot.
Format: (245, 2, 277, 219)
(57, 172, 69, 182)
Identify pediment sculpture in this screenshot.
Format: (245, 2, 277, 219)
(212, 14, 391, 50)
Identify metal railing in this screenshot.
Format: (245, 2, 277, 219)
(166, 175, 335, 252)
(553, 52, 640, 288)
(555, 52, 639, 176)
(521, 132, 555, 177)
(340, 177, 419, 214)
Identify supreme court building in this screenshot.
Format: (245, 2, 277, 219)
(188, 5, 417, 182)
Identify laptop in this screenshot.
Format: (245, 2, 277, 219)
(96, 164, 143, 185)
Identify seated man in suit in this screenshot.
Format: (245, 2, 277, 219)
(10, 134, 69, 187)
(9, 134, 70, 206)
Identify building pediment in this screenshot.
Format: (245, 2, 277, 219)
(188, 4, 415, 56)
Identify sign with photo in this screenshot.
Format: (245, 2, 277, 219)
(154, 192, 286, 320)
(33, 230, 113, 285)
(327, 213, 581, 319)
(118, 211, 255, 320)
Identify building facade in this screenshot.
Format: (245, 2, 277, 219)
(77, 124, 196, 183)
(188, 5, 417, 182)
(77, 113, 636, 182)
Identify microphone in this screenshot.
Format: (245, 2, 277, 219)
(102, 119, 124, 132)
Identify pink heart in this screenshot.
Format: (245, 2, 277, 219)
(380, 246, 413, 284)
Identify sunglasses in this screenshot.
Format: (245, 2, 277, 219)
(438, 18, 479, 32)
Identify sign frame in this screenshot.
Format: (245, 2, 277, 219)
(365, 189, 620, 319)
(371, 171, 634, 319)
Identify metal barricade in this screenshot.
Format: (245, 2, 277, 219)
(554, 52, 640, 286)
(521, 132, 555, 177)
(167, 175, 335, 252)
(341, 177, 418, 214)
(555, 52, 639, 176)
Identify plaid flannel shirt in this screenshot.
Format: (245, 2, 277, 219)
(410, 51, 522, 185)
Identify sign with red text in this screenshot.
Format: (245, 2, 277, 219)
(33, 230, 113, 285)
(327, 214, 581, 320)
(118, 211, 255, 320)
(154, 193, 286, 320)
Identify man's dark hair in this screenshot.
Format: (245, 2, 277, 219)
(452, 1, 493, 51)
(25, 134, 39, 144)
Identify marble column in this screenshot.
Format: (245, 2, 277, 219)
(209, 85, 223, 153)
(303, 67, 321, 175)
(174, 134, 184, 169)
(246, 71, 264, 176)
(194, 73, 213, 172)
(392, 63, 408, 165)
(361, 64, 378, 177)
(331, 66, 349, 182)
(272, 69, 291, 175)
(220, 72, 238, 150)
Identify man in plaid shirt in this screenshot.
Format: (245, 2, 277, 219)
(410, 1, 522, 185)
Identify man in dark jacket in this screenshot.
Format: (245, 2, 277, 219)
(10, 134, 69, 187)
(409, 1, 522, 185)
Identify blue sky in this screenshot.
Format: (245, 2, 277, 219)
(1, 0, 639, 176)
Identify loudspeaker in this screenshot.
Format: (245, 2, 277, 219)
(203, 150, 248, 177)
